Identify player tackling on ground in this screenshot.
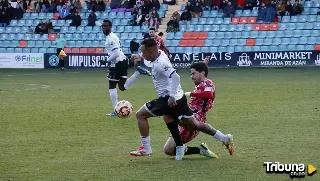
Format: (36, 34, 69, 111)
(130, 38, 233, 160)
(101, 20, 151, 116)
(163, 60, 234, 158)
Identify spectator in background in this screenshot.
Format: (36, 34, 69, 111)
(74, 0, 82, 10)
(135, 9, 143, 25)
(171, 10, 180, 21)
(223, 1, 235, 17)
(192, 2, 203, 18)
(143, 13, 150, 26)
(150, 8, 159, 29)
(269, 0, 276, 9)
(236, 0, 245, 10)
(276, 0, 285, 17)
(202, 0, 212, 10)
(292, 0, 303, 16)
(35, 20, 48, 34)
(48, 0, 57, 12)
(219, 0, 227, 10)
(244, 0, 257, 10)
(166, 16, 179, 33)
(13, 3, 24, 19)
(5, 3, 13, 20)
(180, 8, 192, 24)
(98, 0, 105, 11)
(212, 0, 222, 10)
(152, 0, 160, 10)
(0, 9, 10, 26)
(158, 32, 163, 38)
(87, 11, 97, 26)
(69, 11, 81, 26)
(130, 38, 139, 54)
(185, 1, 193, 11)
(285, 1, 293, 16)
(45, 19, 53, 32)
(59, 5, 70, 19)
(33, 0, 40, 12)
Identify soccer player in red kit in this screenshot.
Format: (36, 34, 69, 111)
(163, 59, 234, 158)
(148, 28, 170, 57)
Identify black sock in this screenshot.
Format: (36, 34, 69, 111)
(166, 121, 183, 146)
(185, 146, 200, 155)
(173, 146, 200, 155)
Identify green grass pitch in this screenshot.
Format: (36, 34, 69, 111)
(0, 68, 319, 181)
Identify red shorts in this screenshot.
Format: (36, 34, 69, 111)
(179, 113, 206, 143)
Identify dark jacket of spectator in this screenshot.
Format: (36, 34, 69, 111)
(223, 2, 236, 15)
(98, 0, 105, 11)
(185, 2, 193, 11)
(152, 0, 160, 10)
(292, 1, 303, 15)
(130, 39, 139, 53)
(13, 4, 24, 19)
(70, 12, 81, 26)
(180, 9, 192, 21)
(87, 12, 97, 26)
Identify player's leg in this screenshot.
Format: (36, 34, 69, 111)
(130, 105, 154, 156)
(179, 118, 234, 155)
(163, 118, 217, 158)
(173, 95, 234, 155)
(106, 65, 120, 116)
(130, 97, 184, 161)
(57, 48, 64, 70)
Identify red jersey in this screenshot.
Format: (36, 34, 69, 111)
(189, 79, 215, 118)
(154, 35, 170, 57)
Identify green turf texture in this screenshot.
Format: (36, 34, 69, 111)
(0, 68, 319, 181)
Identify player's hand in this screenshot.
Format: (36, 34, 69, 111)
(203, 56, 210, 65)
(168, 96, 177, 107)
(184, 92, 191, 97)
(131, 54, 141, 67)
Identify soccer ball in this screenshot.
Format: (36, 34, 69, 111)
(114, 100, 134, 118)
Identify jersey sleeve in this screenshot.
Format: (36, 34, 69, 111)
(155, 61, 176, 78)
(203, 80, 215, 92)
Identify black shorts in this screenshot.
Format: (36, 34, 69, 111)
(107, 59, 128, 81)
(144, 95, 194, 120)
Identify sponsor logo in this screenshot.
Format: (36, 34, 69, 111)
(237, 53, 252, 67)
(264, 162, 317, 178)
(15, 55, 43, 63)
(48, 55, 59, 67)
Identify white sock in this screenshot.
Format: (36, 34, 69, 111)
(213, 130, 227, 142)
(140, 136, 151, 152)
(124, 71, 140, 90)
(109, 88, 118, 110)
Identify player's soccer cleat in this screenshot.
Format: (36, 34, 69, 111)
(175, 145, 186, 161)
(136, 66, 151, 76)
(130, 146, 152, 156)
(223, 134, 234, 155)
(106, 111, 117, 116)
(199, 143, 218, 158)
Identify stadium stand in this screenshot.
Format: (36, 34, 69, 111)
(0, 0, 320, 53)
